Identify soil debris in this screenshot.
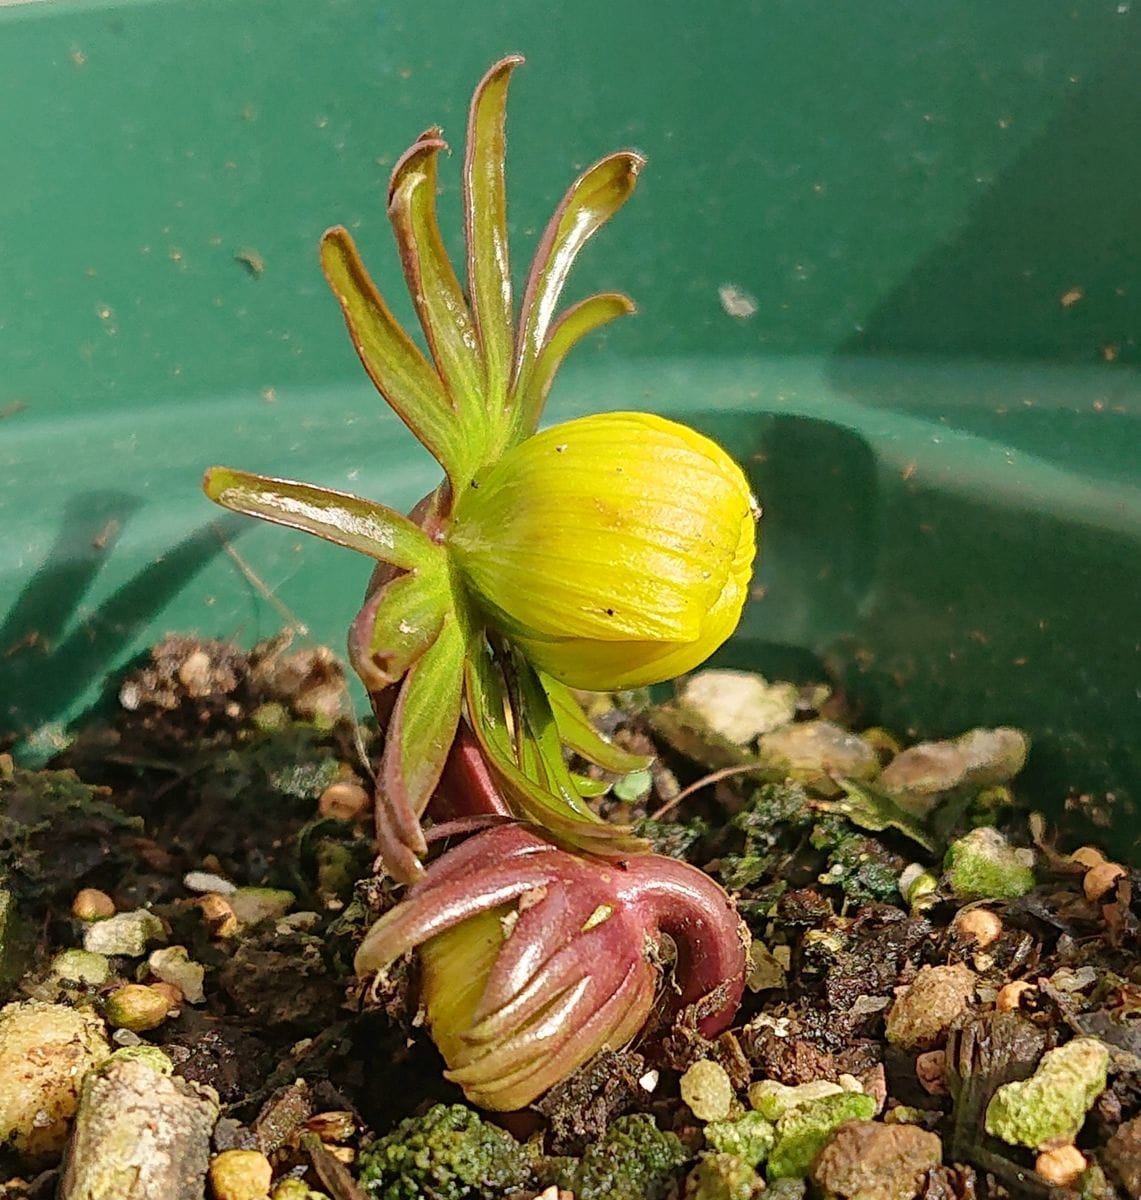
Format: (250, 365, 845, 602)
(0, 639, 1137, 1197)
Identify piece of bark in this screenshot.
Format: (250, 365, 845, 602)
(58, 1055, 219, 1200)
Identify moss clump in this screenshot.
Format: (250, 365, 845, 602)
(357, 1104, 531, 1200)
(703, 1110, 775, 1168)
(557, 1113, 690, 1200)
(684, 1151, 766, 1199)
(943, 827, 1034, 901)
(767, 1092, 876, 1181)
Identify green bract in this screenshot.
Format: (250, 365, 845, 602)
(205, 57, 758, 883)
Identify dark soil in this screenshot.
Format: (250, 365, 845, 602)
(0, 633, 1138, 1199)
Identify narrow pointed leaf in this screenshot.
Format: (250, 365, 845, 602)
(512, 151, 644, 406)
(542, 672, 654, 774)
(512, 656, 600, 822)
(571, 774, 611, 797)
(389, 137, 487, 459)
(320, 227, 461, 480)
(463, 651, 648, 858)
(516, 292, 635, 438)
(380, 613, 465, 840)
(204, 467, 439, 571)
(464, 55, 521, 417)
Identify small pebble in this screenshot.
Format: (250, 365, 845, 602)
(915, 1050, 948, 1096)
(995, 981, 1035, 1012)
(177, 649, 214, 695)
(229, 888, 295, 927)
(809, 1120, 943, 1199)
(885, 963, 977, 1052)
(148, 981, 184, 1013)
(952, 908, 1002, 948)
(104, 983, 171, 1032)
(1070, 845, 1106, 870)
(71, 888, 115, 921)
(317, 779, 370, 822)
(209, 1148, 273, 1200)
(1083, 860, 1126, 903)
(148, 945, 206, 1004)
(750, 1078, 845, 1121)
(199, 894, 239, 939)
(82, 908, 166, 957)
(50, 949, 110, 986)
(680, 1059, 734, 1121)
(0, 1000, 110, 1163)
(1035, 1144, 1087, 1187)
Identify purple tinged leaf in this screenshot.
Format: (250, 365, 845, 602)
(353, 849, 566, 976)
(445, 974, 593, 1083)
(202, 467, 438, 571)
(621, 853, 748, 1036)
(464, 55, 522, 419)
(468, 881, 608, 1028)
(515, 292, 635, 438)
(377, 614, 466, 883)
(388, 136, 487, 457)
(319, 227, 461, 481)
(511, 151, 644, 408)
(454, 959, 656, 1109)
(467, 906, 642, 1045)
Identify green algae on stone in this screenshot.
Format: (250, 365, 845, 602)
(684, 1151, 766, 1199)
(985, 1037, 1109, 1149)
(767, 1092, 877, 1181)
(943, 827, 1034, 901)
(703, 1110, 776, 1169)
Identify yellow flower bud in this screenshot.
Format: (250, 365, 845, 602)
(449, 411, 758, 689)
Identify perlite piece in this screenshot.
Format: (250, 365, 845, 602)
(885, 963, 977, 1052)
(0, 999, 110, 1163)
(58, 1054, 219, 1200)
(82, 908, 166, 957)
(985, 1036, 1109, 1150)
(681, 1059, 736, 1122)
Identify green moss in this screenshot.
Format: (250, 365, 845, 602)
(358, 1104, 531, 1200)
(557, 1114, 690, 1200)
(943, 827, 1035, 901)
(703, 1110, 775, 1168)
(685, 1151, 765, 1199)
(985, 1038, 1109, 1149)
(767, 1092, 876, 1181)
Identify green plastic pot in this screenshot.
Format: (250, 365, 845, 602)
(2, 0, 1137, 852)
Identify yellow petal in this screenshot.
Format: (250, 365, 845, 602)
(449, 412, 757, 688)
